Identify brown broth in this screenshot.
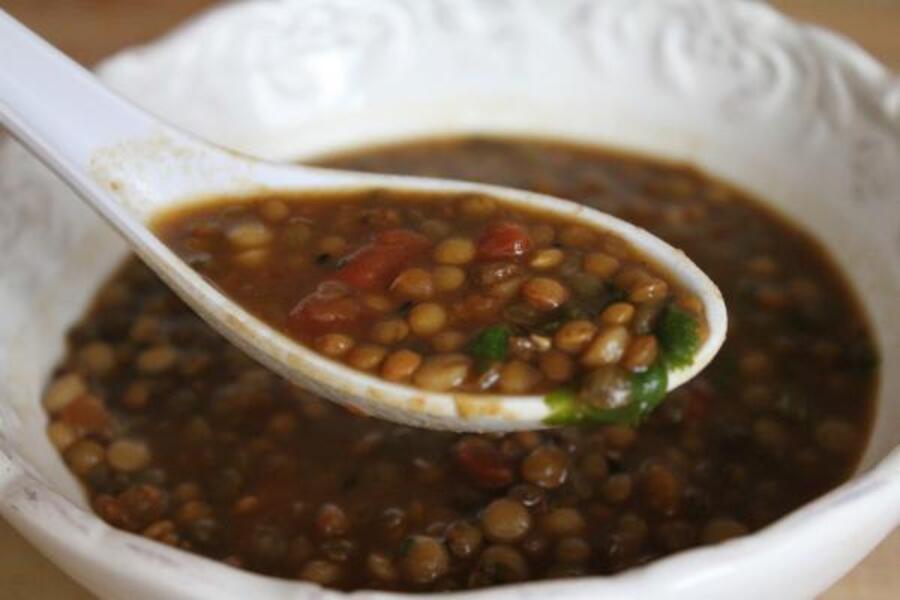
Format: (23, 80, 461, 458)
(43, 136, 877, 591)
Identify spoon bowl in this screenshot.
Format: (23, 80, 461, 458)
(0, 11, 726, 431)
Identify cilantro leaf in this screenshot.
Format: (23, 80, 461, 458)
(544, 388, 629, 426)
(543, 361, 668, 426)
(658, 304, 700, 369)
(468, 325, 510, 370)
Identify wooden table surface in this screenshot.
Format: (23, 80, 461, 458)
(0, 1, 897, 598)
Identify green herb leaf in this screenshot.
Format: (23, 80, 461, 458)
(543, 389, 639, 427)
(543, 361, 668, 427)
(544, 388, 628, 426)
(544, 388, 578, 419)
(468, 325, 510, 369)
(658, 304, 700, 369)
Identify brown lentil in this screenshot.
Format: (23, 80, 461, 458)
(521, 445, 569, 489)
(555, 537, 591, 563)
(43, 373, 87, 414)
(497, 360, 542, 394)
(317, 504, 350, 537)
(473, 545, 529, 585)
(622, 335, 659, 371)
(315, 334, 355, 358)
(480, 499, 531, 542)
(408, 303, 448, 337)
(521, 277, 570, 311)
(381, 350, 423, 382)
(700, 518, 749, 544)
(583, 252, 620, 278)
(65, 439, 105, 476)
(600, 302, 636, 325)
(413, 354, 472, 391)
(370, 319, 410, 345)
(539, 350, 575, 382)
(553, 320, 598, 354)
(434, 238, 476, 265)
(446, 521, 483, 559)
(581, 326, 630, 367)
(431, 330, 467, 353)
(136, 345, 178, 373)
(346, 344, 388, 371)
(46, 421, 78, 452)
(400, 536, 449, 585)
(541, 508, 587, 537)
(300, 560, 342, 585)
(391, 268, 435, 300)
(78, 341, 116, 375)
(432, 266, 466, 291)
(227, 222, 273, 248)
(529, 248, 565, 269)
(602, 474, 634, 504)
(106, 438, 151, 472)
(367, 552, 398, 582)
(259, 198, 290, 222)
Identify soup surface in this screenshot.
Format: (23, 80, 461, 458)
(43, 137, 877, 591)
(153, 191, 706, 418)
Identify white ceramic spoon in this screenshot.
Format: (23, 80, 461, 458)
(0, 11, 726, 431)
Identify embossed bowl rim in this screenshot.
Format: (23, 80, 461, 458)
(1, 0, 899, 599)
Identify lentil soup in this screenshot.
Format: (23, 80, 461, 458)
(152, 191, 707, 420)
(43, 136, 877, 592)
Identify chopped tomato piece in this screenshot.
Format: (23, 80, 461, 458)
(477, 222, 532, 260)
(453, 437, 513, 489)
(289, 283, 364, 335)
(336, 228, 431, 290)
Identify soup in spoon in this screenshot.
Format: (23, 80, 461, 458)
(153, 191, 707, 424)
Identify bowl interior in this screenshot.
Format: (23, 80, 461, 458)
(1, 1, 899, 598)
(3, 93, 899, 503)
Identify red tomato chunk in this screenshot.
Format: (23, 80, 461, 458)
(336, 229, 431, 290)
(289, 284, 365, 335)
(477, 222, 532, 260)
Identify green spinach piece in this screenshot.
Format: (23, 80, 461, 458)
(544, 361, 668, 426)
(658, 304, 700, 369)
(468, 325, 511, 370)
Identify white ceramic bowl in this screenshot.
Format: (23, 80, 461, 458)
(1, 0, 899, 598)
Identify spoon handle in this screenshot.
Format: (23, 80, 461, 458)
(0, 10, 261, 227)
(0, 11, 160, 181)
